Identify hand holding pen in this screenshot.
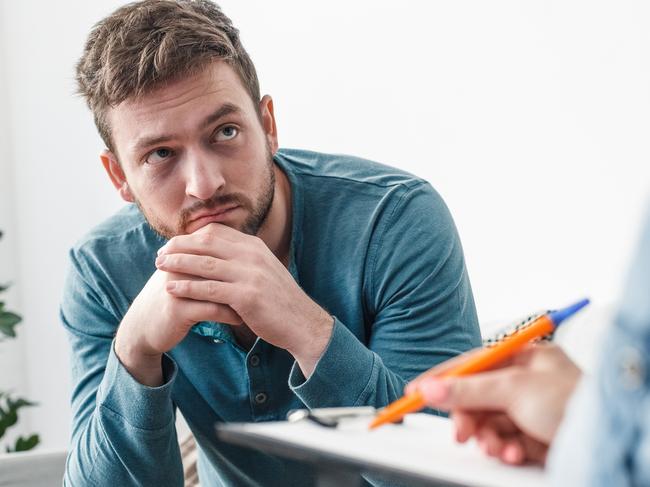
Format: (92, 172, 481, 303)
(369, 299, 589, 464)
(411, 343, 582, 465)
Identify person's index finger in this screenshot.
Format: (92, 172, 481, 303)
(418, 368, 518, 412)
(159, 232, 238, 259)
(198, 222, 245, 241)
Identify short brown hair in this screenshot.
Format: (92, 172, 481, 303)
(76, 0, 260, 151)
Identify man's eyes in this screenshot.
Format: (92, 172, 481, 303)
(145, 147, 174, 165)
(213, 125, 239, 142)
(143, 125, 239, 164)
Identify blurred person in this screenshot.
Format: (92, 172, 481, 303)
(412, 207, 650, 485)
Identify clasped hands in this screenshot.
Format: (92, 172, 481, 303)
(115, 223, 333, 385)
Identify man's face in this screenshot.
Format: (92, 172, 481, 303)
(103, 60, 278, 239)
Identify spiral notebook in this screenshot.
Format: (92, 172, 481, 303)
(482, 309, 554, 347)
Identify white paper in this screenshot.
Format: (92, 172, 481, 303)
(235, 413, 548, 487)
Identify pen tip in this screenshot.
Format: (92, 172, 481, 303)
(549, 298, 590, 327)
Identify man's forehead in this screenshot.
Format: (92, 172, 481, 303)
(107, 61, 254, 152)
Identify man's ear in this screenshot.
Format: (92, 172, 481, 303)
(100, 150, 135, 203)
(259, 95, 279, 154)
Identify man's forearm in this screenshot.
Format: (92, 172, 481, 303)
(66, 341, 182, 486)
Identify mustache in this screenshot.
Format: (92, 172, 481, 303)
(179, 192, 251, 229)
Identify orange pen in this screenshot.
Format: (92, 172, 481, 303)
(369, 298, 590, 430)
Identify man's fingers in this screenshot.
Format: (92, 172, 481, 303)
(181, 297, 243, 325)
(166, 279, 236, 305)
(196, 222, 247, 241)
(159, 233, 238, 259)
(157, 253, 238, 282)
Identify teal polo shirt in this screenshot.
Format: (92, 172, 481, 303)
(61, 148, 481, 486)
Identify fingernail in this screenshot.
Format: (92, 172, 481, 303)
(157, 245, 167, 256)
(418, 379, 450, 404)
(166, 282, 176, 292)
(156, 255, 167, 266)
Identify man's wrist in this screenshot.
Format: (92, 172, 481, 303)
(288, 310, 334, 378)
(114, 332, 164, 387)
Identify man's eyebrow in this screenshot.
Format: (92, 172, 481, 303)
(131, 103, 242, 153)
(199, 103, 240, 130)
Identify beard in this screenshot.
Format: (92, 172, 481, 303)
(135, 147, 276, 240)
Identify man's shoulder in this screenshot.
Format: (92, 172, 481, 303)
(275, 148, 427, 191)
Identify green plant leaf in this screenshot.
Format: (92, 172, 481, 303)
(0, 394, 37, 441)
(0, 285, 8, 293)
(0, 312, 21, 338)
(0, 408, 18, 431)
(7, 397, 37, 409)
(8, 434, 40, 452)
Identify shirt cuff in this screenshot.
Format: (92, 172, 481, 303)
(95, 339, 178, 430)
(289, 317, 377, 407)
(546, 374, 596, 486)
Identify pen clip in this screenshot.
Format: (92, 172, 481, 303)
(287, 407, 377, 428)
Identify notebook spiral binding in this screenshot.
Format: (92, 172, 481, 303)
(482, 310, 555, 347)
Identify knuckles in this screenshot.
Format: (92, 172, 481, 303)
(201, 255, 216, 273)
(206, 280, 220, 298)
(197, 233, 214, 247)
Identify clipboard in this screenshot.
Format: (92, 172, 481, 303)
(216, 313, 556, 486)
(216, 412, 547, 487)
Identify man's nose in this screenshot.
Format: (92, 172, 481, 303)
(183, 149, 226, 201)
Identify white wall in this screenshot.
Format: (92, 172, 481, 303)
(1, 0, 649, 450)
(0, 1, 125, 451)
(0, 0, 29, 451)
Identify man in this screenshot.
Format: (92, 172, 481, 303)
(414, 207, 650, 485)
(62, 1, 481, 485)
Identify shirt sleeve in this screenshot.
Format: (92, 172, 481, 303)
(546, 374, 598, 487)
(61, 247, 184, 486)
(549, 205, 650, 487)
(289, 181, 482, 407)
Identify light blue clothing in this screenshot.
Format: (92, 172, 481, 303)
(61, 148, 481, 486)
(549, 206, 650, 485)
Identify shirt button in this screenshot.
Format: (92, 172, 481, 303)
(618, 345, 645, 391)
(249, 354, 261, 367)
(254, 392, 268, 404)
(213, 338, 223, 344)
